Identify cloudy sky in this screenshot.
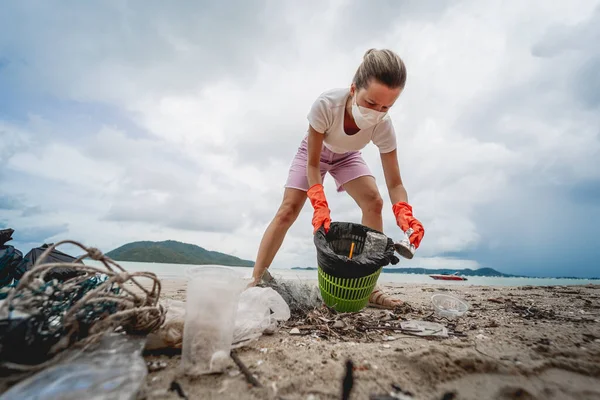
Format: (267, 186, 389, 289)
(1, 1, 599, 278)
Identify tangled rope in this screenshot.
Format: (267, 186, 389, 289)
(0, 240, 166, 372)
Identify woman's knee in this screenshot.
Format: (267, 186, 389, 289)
(275, 201, 303, 226)
(361, 192, 384, 215)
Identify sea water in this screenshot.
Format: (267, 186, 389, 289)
(85, 260, 598, 287)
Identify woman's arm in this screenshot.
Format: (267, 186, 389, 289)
(306, 125, 331, 233)
(381, 149, 425, 249)
(380, 149, 408, 204)
(306, 126, 324, 187)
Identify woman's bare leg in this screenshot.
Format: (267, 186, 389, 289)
(251, 188, 307, 284)
(342, 175, 384, 231)
(343, 176, 403, 309)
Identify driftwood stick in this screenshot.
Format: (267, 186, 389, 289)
(230, 350, 263, 388)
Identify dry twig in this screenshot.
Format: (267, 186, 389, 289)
(230, 350, 262, 388)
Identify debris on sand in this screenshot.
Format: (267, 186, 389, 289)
(370, 383, 415, 399)
(504, 299, 557, 320)
(281, 305, 459, 342)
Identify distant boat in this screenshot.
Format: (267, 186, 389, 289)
(429, 272, 468, 281)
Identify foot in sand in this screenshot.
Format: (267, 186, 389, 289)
(368, 286, 402, 309)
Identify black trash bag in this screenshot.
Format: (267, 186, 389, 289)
(0, 228, 15, 246)
(0, 245, 23, 288)
(0, 316, 64, 366)
(13, 244, 84, 283)
(314, 222, 399, 279)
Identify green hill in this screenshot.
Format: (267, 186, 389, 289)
(105, 240, 255, 267)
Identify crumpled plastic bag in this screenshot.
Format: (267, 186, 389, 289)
(231, 287, 290, 348)
(262, 278, 322, 316)
(145, 299, 186, 350)
(145, 287, 290, 351)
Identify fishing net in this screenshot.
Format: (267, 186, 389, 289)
(0, 240, 166, 372)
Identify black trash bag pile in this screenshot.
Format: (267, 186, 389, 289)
(0, 228, 23, 288)
(0, 228, 15, 247)
(1, 229, 83, 290)
(314, 222, 399, 279)
(14, 244, 85, 283)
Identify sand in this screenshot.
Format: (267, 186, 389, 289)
(140, 280, 600, 400)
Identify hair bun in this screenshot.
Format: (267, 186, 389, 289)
(353, 48, 406, 90)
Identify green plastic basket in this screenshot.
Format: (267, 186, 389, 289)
(318, 265, 382, 313)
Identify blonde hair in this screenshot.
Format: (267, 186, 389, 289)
(352, 48, 407, 90)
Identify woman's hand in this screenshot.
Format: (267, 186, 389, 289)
(392, 201, 424, 248)
(248, 269, 274, 288)
(307, 183, 331, 234)
(247, 276, 259, 289)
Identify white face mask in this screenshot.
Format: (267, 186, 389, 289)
(351, 94, 388, 129)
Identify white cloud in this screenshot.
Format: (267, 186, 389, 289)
(0, 121, 33, 164)
(8, 143, 120, 192)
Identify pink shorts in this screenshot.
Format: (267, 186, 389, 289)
(285, 136, 374, 193)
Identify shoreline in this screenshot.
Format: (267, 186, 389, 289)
(151, 273, 600, 289)
(84, 260, 600, 282)
(293, 267, 600, 281)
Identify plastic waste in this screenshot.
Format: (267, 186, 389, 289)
(232, 287, 290, 348)
(431, 293, 470, 319)
(181, 266, 246, 376)
(263, 277, 322, 316)
(394, 228, 416, 259)
(0, 333, 147, 400)
(364, 231, 389, 255)
(400, 320, 448, 337)
(145, 299, 186, 351)
(145, 287, 291, 352)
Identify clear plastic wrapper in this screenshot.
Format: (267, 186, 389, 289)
(0, 333, 147, 400)
(232, 287, 290, 348)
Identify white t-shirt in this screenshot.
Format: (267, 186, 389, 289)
(306, 88, 397, 154)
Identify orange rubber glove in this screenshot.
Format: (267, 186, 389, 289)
(307, 183, 331, 234)
(392, 201, 424, 249)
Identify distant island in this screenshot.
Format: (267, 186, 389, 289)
(291, 266, 517, 277)
(105, 240, 255, 267)
(290, 266, 598, 279)
(383, 267, 519, 277)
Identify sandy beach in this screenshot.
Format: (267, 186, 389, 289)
(140, 279, 600, 400)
